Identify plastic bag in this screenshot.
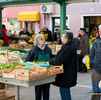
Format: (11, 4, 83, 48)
(82, 55, 90, 70)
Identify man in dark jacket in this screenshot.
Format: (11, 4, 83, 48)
(90, 24, 101, 100)
(78, 28, 89, 72)
(50, 32, 77, 100)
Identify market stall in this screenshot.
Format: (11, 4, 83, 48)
(0, 47, 63, 100)
(0, 76, 56, 100)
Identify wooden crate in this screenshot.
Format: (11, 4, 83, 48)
(0, 89, 6, 97)
(0, 95, 15, 100)
(0, 89, 15, 100)
(0, 94, 15, 100)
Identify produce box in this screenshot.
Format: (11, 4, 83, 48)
(2, 70, 16, 79)
(30, 67, 48, 80)
(0, 94, 15, 100)
(16, 67, 48, 81)
(1, 64, 23, 78)
(0, 89, 15, 100)
(15, 68, 30, 80)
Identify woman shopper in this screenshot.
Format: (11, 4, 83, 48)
(26, 33, 52, 100)
(49, 31, 77, 100)
(90, 24, 101, 100)
(0, 24, 10, 46)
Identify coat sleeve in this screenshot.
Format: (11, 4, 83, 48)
(49, 46, 71, 65)
(90, 43, 96, 66)
(25, 47, 35, 62)
(83, 35, 89, 54)
(49, 48, 54, 58)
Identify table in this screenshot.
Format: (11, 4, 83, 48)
(0, 76, 55, 100)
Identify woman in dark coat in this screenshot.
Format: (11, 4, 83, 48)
(50, 32, 77, 100)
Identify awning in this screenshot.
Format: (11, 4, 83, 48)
(17, 11, 40, 22)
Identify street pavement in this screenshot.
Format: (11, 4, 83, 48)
(8, 72, 92, 100)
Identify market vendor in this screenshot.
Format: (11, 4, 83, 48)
(25, 33, 52, 100)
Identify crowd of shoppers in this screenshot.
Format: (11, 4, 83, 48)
(2, 23, 101, 100)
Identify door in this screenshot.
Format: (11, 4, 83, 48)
(84, 16, 90, 35)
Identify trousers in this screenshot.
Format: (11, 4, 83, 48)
(35, 84, 50, 100)
(60, 87, 72, 100)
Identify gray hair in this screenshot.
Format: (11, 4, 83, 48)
(98, 24, 101, 30)
(34, 34, 44, 46)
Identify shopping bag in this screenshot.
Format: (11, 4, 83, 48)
(82, 55, 90, 70)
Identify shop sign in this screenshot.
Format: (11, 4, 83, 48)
(40, 4, 53, 14)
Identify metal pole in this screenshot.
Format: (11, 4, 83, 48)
(16, 86, 20, 100)
(0, 7, 3, 29)
(60, 1, 66, 34)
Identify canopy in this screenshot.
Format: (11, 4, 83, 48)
(17, 11, 40, 22)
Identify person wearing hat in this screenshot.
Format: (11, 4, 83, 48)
(77, 28, 89, 72)
(90, 24, 101, 100)
(49, 31, 77, 100)
(40, 27, 53, 42)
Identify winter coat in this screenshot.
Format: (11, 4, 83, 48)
(90, 38, 101, 73)
(49, 41, 77, 88)
(25, 45, 52, 62)
(1, 28, 10, 45)
(79, 34, 89, 56)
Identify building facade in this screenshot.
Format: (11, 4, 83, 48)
(2, 2, 101, 36)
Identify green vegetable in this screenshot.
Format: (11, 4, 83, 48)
(0, 63, 19, 70)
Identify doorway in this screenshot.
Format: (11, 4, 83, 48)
(84, 16, 101, 36)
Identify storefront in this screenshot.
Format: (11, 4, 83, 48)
(2, 4, 54, 35)
(17, 11, 40, 33)
(66, 2, 101, 36)
(83, 16, 101, 35)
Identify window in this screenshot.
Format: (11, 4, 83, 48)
(52, 16, 69, 33)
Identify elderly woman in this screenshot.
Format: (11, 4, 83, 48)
(50, 32, 77, 100)
(26, 33, 52, 100)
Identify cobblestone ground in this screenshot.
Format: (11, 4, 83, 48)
(8, 72, 92, 100)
